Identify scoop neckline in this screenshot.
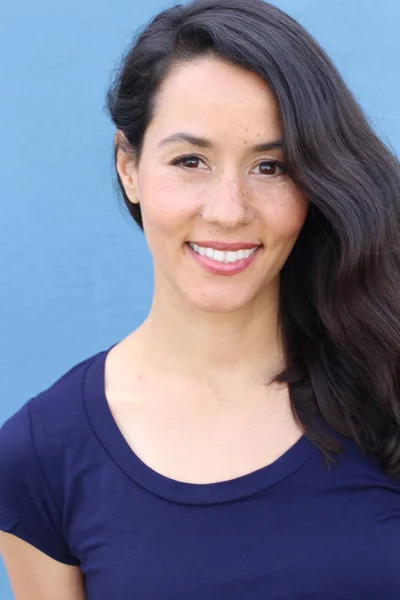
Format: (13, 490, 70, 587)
(83, 344, 319, 505)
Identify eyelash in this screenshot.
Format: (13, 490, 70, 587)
(170, 154, 286, 176)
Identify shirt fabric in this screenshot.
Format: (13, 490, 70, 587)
(1, 344, 400, 599)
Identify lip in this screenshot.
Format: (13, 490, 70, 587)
(188, 241, 262, 251)
(185, 242, 262, 276)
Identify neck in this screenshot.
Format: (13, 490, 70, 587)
(134, 279, 285, 390)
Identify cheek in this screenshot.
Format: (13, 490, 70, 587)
(138, 175, 199, 244)
(262, 189, 308, 241)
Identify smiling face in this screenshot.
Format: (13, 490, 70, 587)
(117, 55, 309, 314)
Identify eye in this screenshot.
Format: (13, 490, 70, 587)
(170, 156, 286, 175)
(170, 155, 208, 169)
(252, 160, 285, 176)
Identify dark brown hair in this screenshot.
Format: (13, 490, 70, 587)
(105, 0, 400, 478)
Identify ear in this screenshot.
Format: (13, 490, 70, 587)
(114, 130, 140, 205)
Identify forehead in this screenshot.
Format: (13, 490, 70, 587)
(148, 56, 281, 143)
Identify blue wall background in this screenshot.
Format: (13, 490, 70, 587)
(0, 0, 399, 596)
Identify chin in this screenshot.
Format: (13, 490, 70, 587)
(185, 291, 254, 315)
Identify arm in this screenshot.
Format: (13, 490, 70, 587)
(0, 532, 85, 600)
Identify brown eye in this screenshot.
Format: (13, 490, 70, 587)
(171, 155, 206, 169)
(253, 161, 285, 176)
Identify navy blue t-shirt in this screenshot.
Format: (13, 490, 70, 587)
(1, 345, 400, 599)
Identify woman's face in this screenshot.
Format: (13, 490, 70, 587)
(118, 55, 309, 313)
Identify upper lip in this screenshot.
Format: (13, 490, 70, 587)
(189, 241, 262, 251)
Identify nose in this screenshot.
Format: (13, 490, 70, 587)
(200, 172, 254, 228)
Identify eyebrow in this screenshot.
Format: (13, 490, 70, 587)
(158, 132, 283, 153)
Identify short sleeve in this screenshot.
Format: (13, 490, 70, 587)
(0, 400, 79, 565)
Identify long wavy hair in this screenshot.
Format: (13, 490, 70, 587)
(105, 0, 400, 478)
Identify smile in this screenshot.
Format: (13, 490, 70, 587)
(186, 242, 262, 276)
(188, 242, 258, 264)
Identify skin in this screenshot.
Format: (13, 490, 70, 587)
(116, 55, 309, 392)
(0, 532, 85, 599)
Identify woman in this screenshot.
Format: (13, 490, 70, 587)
(1, 0, 400, 597)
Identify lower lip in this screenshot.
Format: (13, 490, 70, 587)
(185, 243, 262, 275)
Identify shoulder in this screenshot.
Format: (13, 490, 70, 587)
(1, 344, 116, 475)
(0, 345, 112, 564)
(29, 348, 104, 437)
(0, 344, 111, 479)
(1, 347, 104, 447)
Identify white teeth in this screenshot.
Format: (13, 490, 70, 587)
(226, 251, 237, 263)
(214, 250, 225, 262)
(188, 243, 259, 263)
